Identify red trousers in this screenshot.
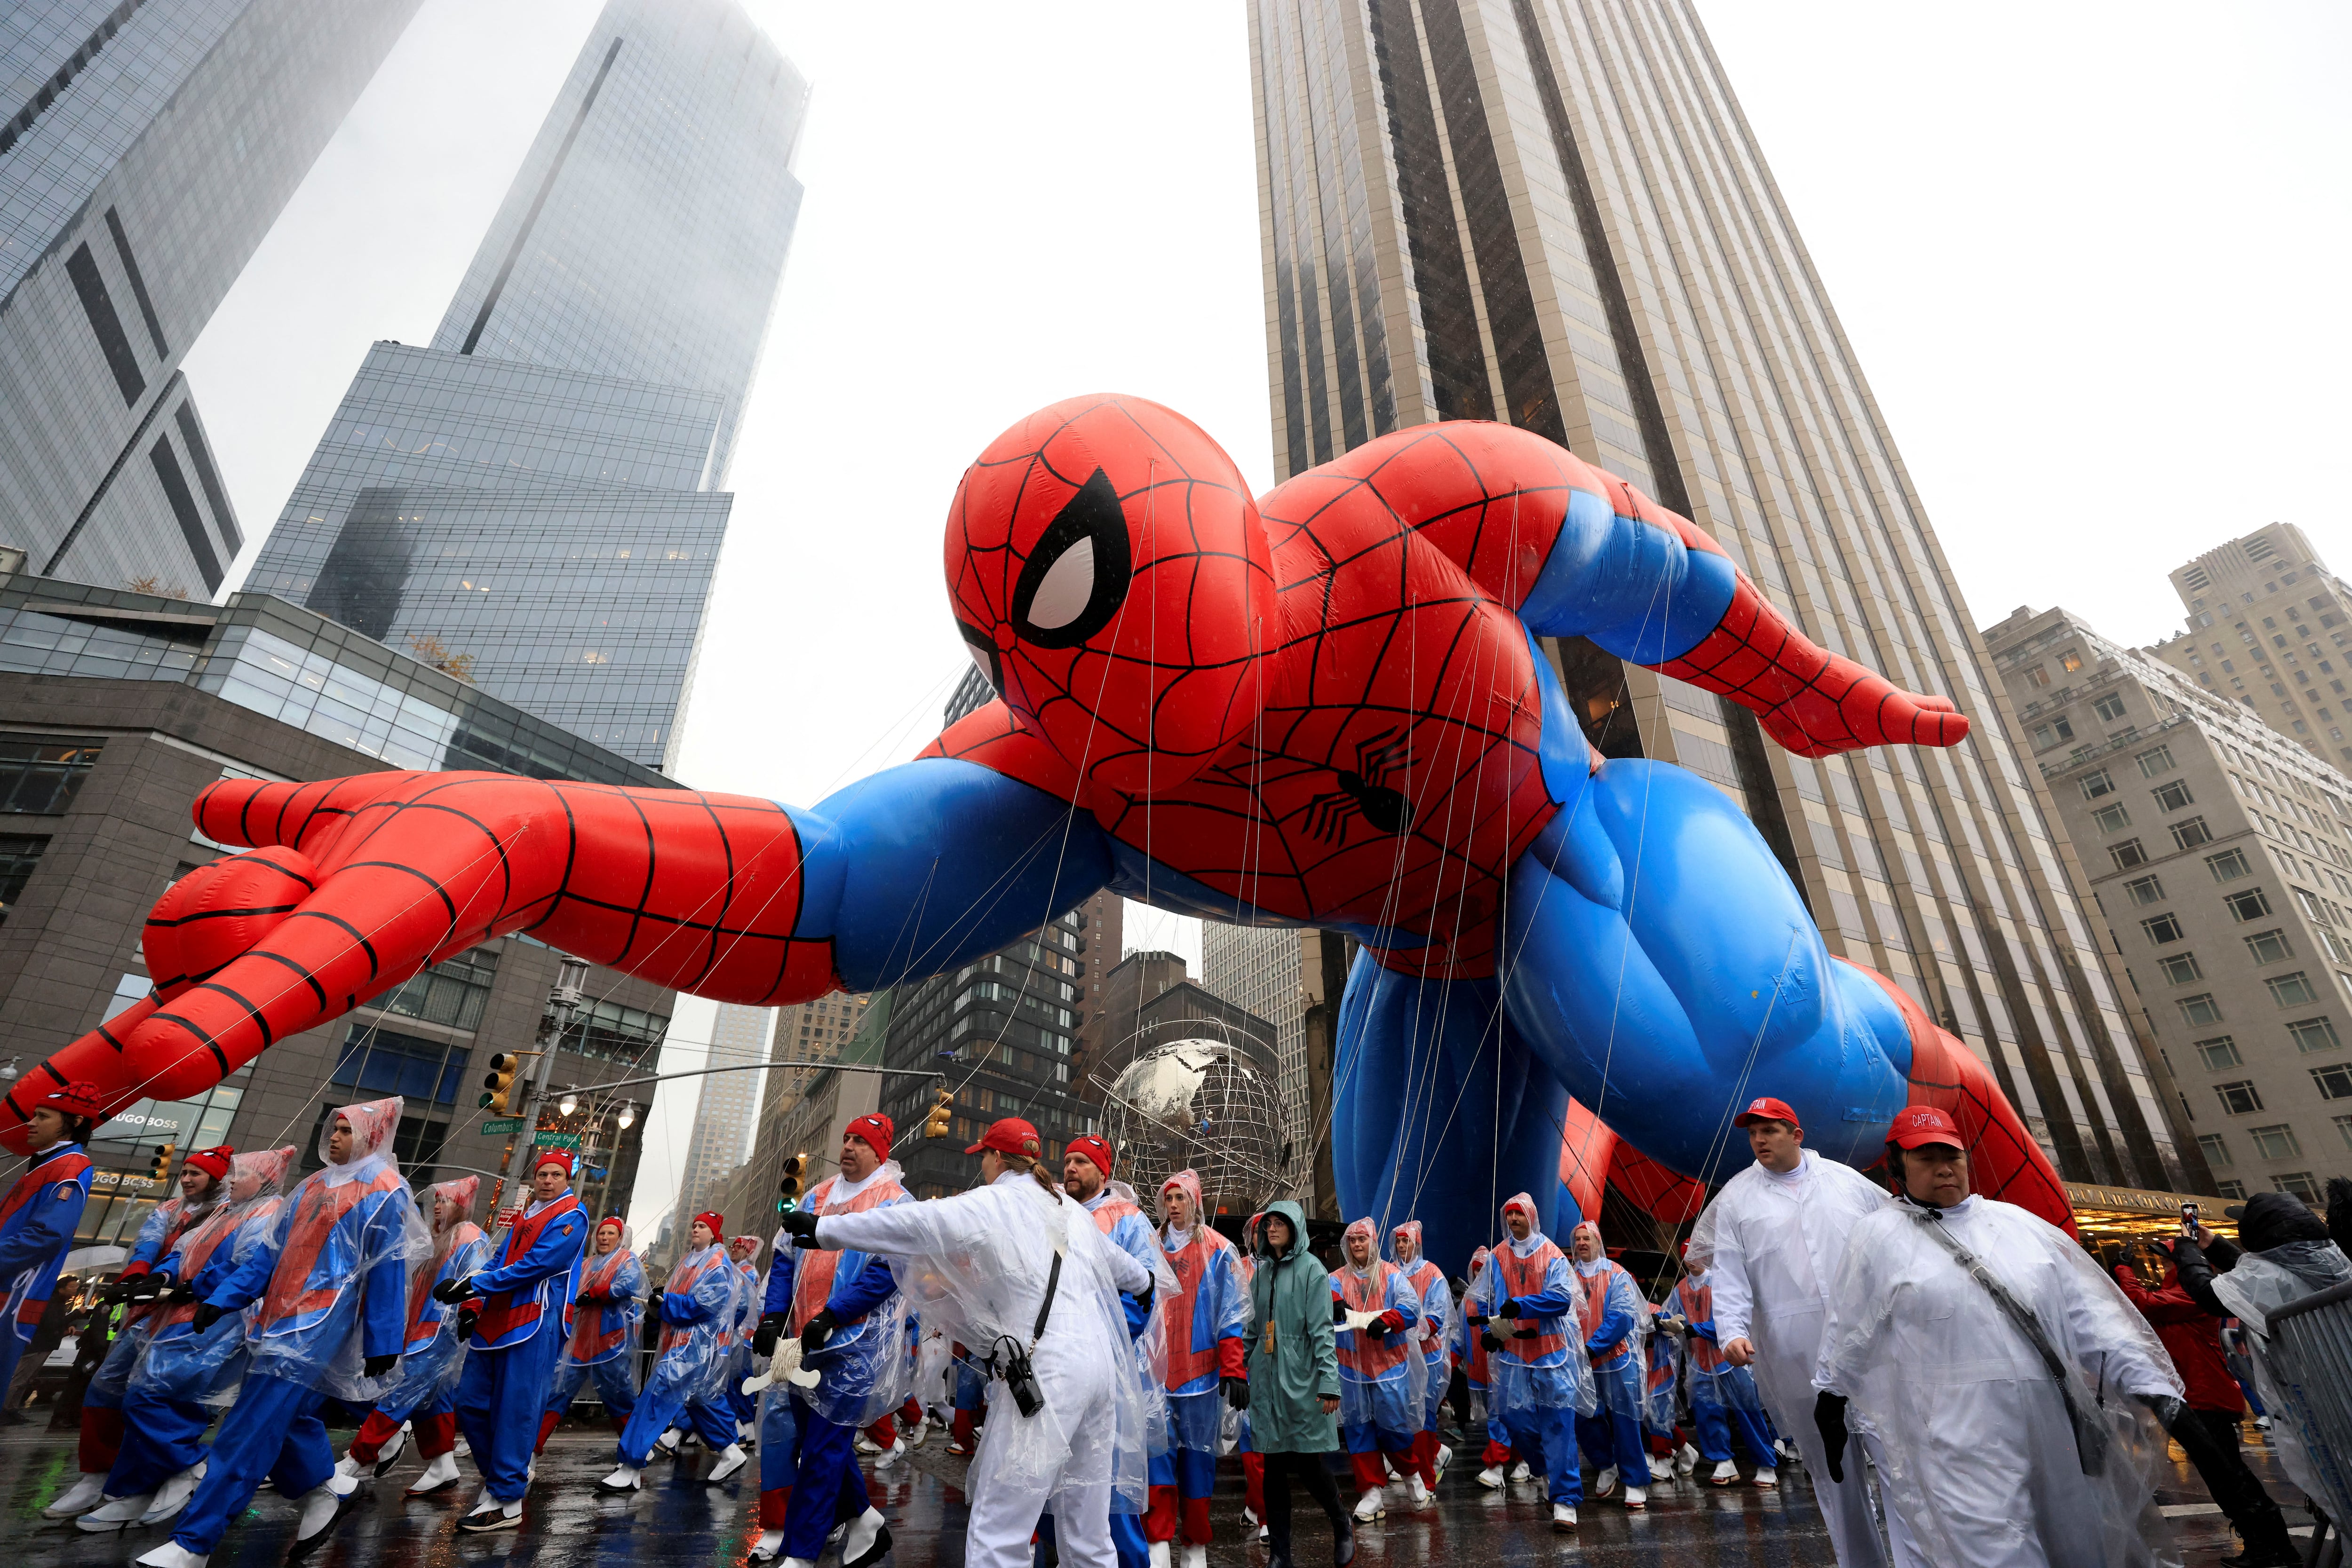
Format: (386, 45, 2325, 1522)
(79, 1407, 125, 1475)
(350, 1409, 456, 1465)
(1243, 1451, 1265, 1517)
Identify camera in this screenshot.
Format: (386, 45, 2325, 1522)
(998, 1338, 1044, 1418)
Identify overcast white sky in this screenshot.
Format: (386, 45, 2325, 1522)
(182, 0, 2348, 1234)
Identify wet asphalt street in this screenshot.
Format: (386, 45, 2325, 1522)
(0, 1413, 2310, 1568)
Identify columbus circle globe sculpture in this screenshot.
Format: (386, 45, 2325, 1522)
(1096, 1031, 1290, 1221)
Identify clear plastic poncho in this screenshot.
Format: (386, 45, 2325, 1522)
(1815, 1196, 2185, 1568)
(1332, 1220, 1427, 1433)
(1089, 1180, 1180, 1460)
(2210, 1238, 2352, 1510)
(767, 1166, 919, 1430)
(90, 1191, 222, 1402)
(1669, 1269, 1766, 1415)
(1157, 1211, 1252, 1451)
(1468, 1227, 1596, 1418)
(650, 1241, 741, 1406)
(244, 1097, 432, 1404)
(815, 1167, 1158, 1516)
(130, 1145, 299, 1406)
(1389, 1221, 1452, 1429)
(368, 1177, 489, 1420)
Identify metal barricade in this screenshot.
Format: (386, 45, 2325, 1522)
(2267, 1278, 2352, 1561)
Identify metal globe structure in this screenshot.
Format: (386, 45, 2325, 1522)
(1096, 1030, 1289, 1219)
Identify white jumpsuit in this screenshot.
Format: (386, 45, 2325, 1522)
(1691, 1149, 1898, 1567)
(813, 1170, 1152, 1568)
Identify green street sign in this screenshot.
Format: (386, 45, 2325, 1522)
(480, 1117, 524, 1136)
(533, 1132, 583, 1150)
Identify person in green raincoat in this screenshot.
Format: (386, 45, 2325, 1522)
(1247, 1202, 1354, 1568)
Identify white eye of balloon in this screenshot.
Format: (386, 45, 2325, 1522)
(1024, 537, 1095, 632)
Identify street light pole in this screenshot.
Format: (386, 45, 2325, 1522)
(493, 956, 590, 1219)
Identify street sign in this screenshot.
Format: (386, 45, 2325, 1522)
(533, 1132, 582, 1150)
(480, 1117, 524, 1136)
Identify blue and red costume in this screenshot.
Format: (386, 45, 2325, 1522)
(0, 1098, 95, 1399)
(1073, 1142, 1162, 1568)
(1332, 1218, 1422, 1496)
(1570, 1224, 1653, 1497)
(537, 1218, 644, 1448)
(348, 1176, 489, 1471)
(454, 1158, 588, 1503)
(1150, 1171, 1249, 1550)
(10, 396, 2064, 1281)
(1389, 1221, 1452, 1488)
(616, 1228, 739, 1466)
(1474, 1199, 1588, 1508)
(1672, 1269, 1774, 1471)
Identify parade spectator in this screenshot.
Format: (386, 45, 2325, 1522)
(1246, 1203, 1353, 1568)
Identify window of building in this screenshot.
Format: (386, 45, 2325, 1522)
(2137, 744, 2177, 778)
(2110, 840, 2149, 871)
(2225, 887, 2273, 921)
(2312, 1061, 2352, 1101)
(2181, 993, 2225, 1026)
(2207, 848, 2253, 881)
(2288, 1017, 2342, 1053)
(2152, 779, 2195, 812)
(2093, 694, 2129, 722)
(2033, 716, 2074, 748)
(0, 738, 103, 815)
(2026, 665, 2052, 688)
(2081, 769, 2114, 800)
(2266, 972, 2320, 1007)
(0, 833, 50, 925)
(2244, 929, 2294, 964)
(2092, 803, 2131, 833)
(2336, 1114, 2352, 1151)
(2170, 818, 2214, 851)
(370, 946, 500, 1033)
(2141, 912, 2186, 944)
(2194, 1036, 2243, 1070)
(2157, 952, 2203, 985)
(2122, 875, 2165, 906)
(331, 1024, 474, 1106)
(2062, 650, 2084, 673)
(2276, 1172, 2321, 1200)
(2216, 1080, 2264, 1114)
(2250, 1125, 2302, 1157)
(2196, 1132, 2231, 1167)
(2215, 1179, 2248, 1199)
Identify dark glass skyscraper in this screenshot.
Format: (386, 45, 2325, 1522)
(245, 0, 809, 770)
(0, 0, 423, 596)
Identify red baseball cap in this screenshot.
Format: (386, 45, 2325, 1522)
(1886, 1105, 1964, 1150)
(966, 1117, 1043, 1158)
(532, 1147, 576, 1175)
(1733, 1096, 1801, 1130)
(1066, 1135, 1115, 1176)
(844, 1113, 894, 1160)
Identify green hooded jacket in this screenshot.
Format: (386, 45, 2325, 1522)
(1244, 1200, 1340, 1453)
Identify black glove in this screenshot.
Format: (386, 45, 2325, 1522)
(431, 1273, 478, 1306)
(456, 1307, 479, 1340)
(1493, 1297, 1518, 1319)
(1465, 1312, 1490, 1328)
(801, 1307, 839, 1355)
(778, 1209, 821, 1246)
(2137, 1393, 2189, 1435)
(362, 1354, 397, 1378)
(755, 1313, 786, 1358)
(1479, 1328, 1507, 1354)
(1222, 1376, 1250, 1411)
(162, 1283, 199, 1305)
(1333, 1299, 1350, 1325)
(1813, 1392, 1850, 1483)
(122, 1275, 167, 1303)
(192, 1302, 224, 1333)
(1363, 1320, 1391, 1342)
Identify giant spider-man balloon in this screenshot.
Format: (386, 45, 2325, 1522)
(6, 396, 2068, 1267)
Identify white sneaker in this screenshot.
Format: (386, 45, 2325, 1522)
(43, 1473, 107, 1518)
(1753, 1465, 1778, 1489)
(1149, 1542, 1172, 1568)
(876, 1437, 906, 1467)
(842, 1506, 892, 1568)
(75, 1491, 156, 1532)
(1433, 1442, 1454, 1477)
(1675, 1442, 1699, 1476)
(1181, 1547, 1207, 1568)
(1406, 1473, 1430, 1507)
(1710, 1459, 1739, 1486)
(1353, 1486, 1385, 1521)
(855, 1433, 881, 1455)
(1477, 1465, 1505, 1489)
(707, 1442, 749, 1483)
(458, 1497, 524, 1534)
(749, 1531, 785, 1563)
(596, 1464, 643, 1493)
(333, 1455, 361, 1482)
(908, 1416, 929, 1449)
(1509, 1460, 1531, 1484)
(1592, 1465, 1617, 1497)
(141, 1464, 204, 1527)
(408, 1451, 461, 1495)
(134, 1545, 209, 1568)
(292, 1473, 358, 1547)
(1551, 1503, 1577, 1531)
(1624, 1484, 1647, 1511)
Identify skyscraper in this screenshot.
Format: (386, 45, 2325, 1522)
(1248, 0, 2187, 1190)
(1, 0, 423, 595)
(244, 0, 809, 769)
(667, 999, 772, 1260)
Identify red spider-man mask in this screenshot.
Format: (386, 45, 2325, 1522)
(944, 394, 1276, 794)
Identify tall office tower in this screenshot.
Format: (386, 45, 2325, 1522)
(1248, 0, 2186, 1190)
(666, 999, 773, 1259)
(1984, 605, 2352, 1196)
(1, 0, 421, 595)
(244, 0, 809, 769)
(1200, 924, 1310, 1166)
(2145, 524, 2352, 775)
(770, 990, 874, 1112)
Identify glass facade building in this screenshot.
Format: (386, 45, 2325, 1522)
(1249, 0, 2188, 1190)
(1, 0, 423, 595)
(243, 0, 809, 770)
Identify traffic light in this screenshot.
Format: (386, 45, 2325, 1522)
(481, 1053, 521, 1114)
(923, 1084, 954, 1139)
(148, 1142, 175, 1181)
(777, 1151, 808, 1213)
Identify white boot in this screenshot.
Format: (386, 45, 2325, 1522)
(1674, 1442, 1700, 1477)
(842, 1505, 892, 1568)
(596, 1463, 643, 1493)
(134, 1545, 209, 1568)
(1623, 1484, 1648, 1511)
(373, 1421, 409, 1475)
(707, 1442, 749, 1483)
(876, 1437, 907, 1467)
(1710, 1459, 1739, 1486)
(333, 1455, 361, 1481)
(908, 1414, 929, 1449)
(141, 1464, 205, 1527)
(458, 1495, 525, 1533)
(1508, 1460, 1531, 1484)
(1752, 1464, 1778, 1489)
(1149, 1542, 1171, 1568)
(407, 1451, 461, 1495)
(1406, 1473, 1430, 1508)
(1476, 1465, 1505, 1489)
(1551, 1503, 1577, 1531)
(291, 1473, 358, 1552)
(1433, 1442, 1453, 1478)
(1591, 1465, 1617, 1497)
(657, 1428, 683, 1456)
(749, 1531, 786, 1563)
(855, 1432, 881, 1455)
(1353, 1486, 1385, 1521)
(1181, 1548, 1207, 1568)
(43, 1473, 107, 1518)
(75, 1492, 157, 1532)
